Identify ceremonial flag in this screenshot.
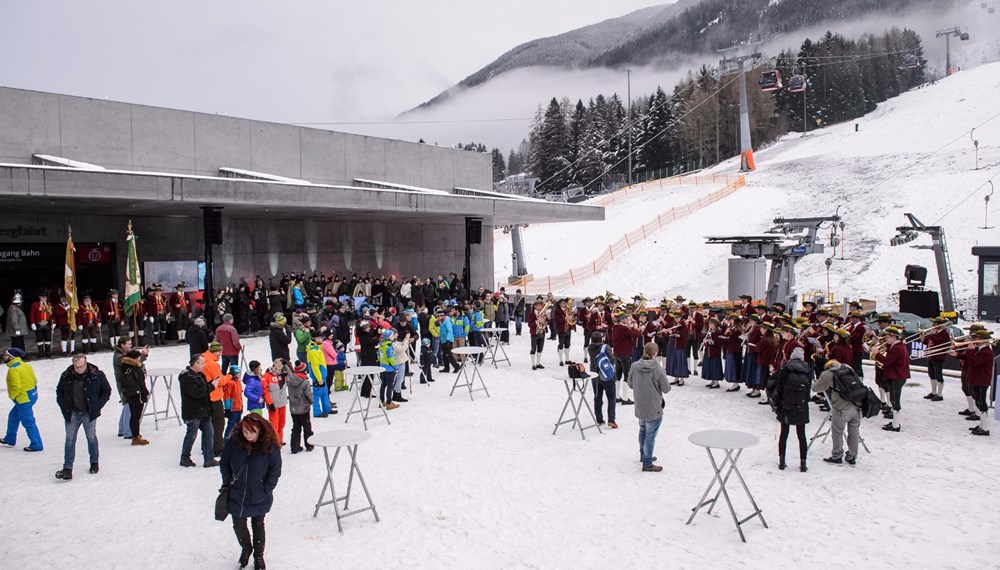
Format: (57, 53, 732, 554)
(124, 221, 142, 316)
(64, 227, 79, 330)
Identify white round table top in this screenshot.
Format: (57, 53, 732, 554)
(146, 368, 183, 377)
(481, 327, 506, 333)
(553, 374, 591, 382)
(310, 430, 373, 448)
(452, 346, 487, 356)
(688, 430, 759, 450)
(345, 366, 386, 376)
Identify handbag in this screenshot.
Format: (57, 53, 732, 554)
(215, 463, 247, 522)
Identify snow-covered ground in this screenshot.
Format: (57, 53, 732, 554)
(2, 336, 998, 568)
(500, 62, 1000, 314)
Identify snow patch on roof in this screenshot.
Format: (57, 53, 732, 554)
(32, 154, 106, 170)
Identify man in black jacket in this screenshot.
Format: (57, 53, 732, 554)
(55, 355, 112, 480)
(180, 353, 220, 468)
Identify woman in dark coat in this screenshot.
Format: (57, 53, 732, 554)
(120, 350, 150, 446)
(220, 413, 282, 570)
(252, 277, 269, 332)
(766, 346, 812, 472)
(268, 315, 291, 363)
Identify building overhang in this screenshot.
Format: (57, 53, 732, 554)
(1, 164, 604, 225)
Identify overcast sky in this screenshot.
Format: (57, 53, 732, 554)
(0, 1, 665, 125)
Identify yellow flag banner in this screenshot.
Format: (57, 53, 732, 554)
(65, 229, 79, 330)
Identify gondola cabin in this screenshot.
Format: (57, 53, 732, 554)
(787, 74, 806, 93)
(758, 70, 782, 92)
(903, 54, 919, 68)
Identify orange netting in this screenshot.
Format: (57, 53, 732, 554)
(505, 173, 747, 295)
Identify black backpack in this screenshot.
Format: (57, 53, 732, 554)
(859, 389, 883, 419)
(831, 366, 867, 406)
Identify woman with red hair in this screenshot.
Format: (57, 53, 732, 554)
(220, 413, 282, 569)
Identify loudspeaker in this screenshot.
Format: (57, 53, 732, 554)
(465, 218, 482, 245)
(898, 289, 939, 319)
(203, 209, 223, 245)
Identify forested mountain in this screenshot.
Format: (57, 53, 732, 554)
(412, 0, 954, 112)
(410, 2, 690, 112)
(514, 28, 928, 193)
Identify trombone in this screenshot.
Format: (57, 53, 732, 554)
(903, 320, 951, 344)
(923, 337, 998, 358)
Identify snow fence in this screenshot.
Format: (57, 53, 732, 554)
(506, 173, 746, 294)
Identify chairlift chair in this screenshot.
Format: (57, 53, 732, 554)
(758, 69, 782, 92)
(787, 74, 807, 93)
(903, 54, 919, 69)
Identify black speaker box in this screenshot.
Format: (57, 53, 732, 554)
(466, 218, 482, 244)
(898, 289, 939, 319)
(204, 209, 223, 245)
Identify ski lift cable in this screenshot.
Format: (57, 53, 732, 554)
(835, 109, 1000, 216)
(535, 49, 906, 191)
(934, 169, 1000, 224)
(571, 73, 745, 191)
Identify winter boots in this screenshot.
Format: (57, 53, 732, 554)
(131, 436, 150, 446)
(89, 462, 99, 474)
(778, 456, 786, 470)
(55, 468, 73, 480)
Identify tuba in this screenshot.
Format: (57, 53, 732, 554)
(565, 298, 577, 326)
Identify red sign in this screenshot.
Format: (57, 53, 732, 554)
(76, 245, 112, 265)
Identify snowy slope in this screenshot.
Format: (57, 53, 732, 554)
(2, 334, 999, 568)
(502, 62, 1000, 313)
(493, 176, 738, 283)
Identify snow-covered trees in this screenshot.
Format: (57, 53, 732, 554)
(521, 28, 929, 193)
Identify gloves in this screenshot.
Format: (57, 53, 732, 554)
(14, 331, 21, 336)
(148, 317, 154, 323)
(77, 325, 83, 331)
(31, 324, 36, 331)
(267, 404, 276, 413)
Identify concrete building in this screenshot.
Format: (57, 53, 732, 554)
(0, 86, 601, 309)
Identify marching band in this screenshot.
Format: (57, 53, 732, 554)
(528, 293, 998, 436)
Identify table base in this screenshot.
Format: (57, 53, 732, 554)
(553, 377, 603, 440)
(344, 374, 391, 430)
(313, 444, 380, 532)
(687, 447, 768, 543)
(143, 374, 181, 431)
(449, 360, 490, 400)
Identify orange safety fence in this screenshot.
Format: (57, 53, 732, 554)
(585, 172, 736, 208)
(504, 175, 746, 295)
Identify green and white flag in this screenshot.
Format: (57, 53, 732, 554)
(124, 220, 142, 316)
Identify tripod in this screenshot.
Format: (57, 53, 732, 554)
(808, 393, 871, 454)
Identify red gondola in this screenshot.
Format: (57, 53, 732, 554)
(758, 69, 782, 92)
(787, 74, 807, 93)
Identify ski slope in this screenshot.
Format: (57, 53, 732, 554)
(493, 175, 735, 280)
(499, 62, 1000, 313)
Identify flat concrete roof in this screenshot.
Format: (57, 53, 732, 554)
(0, 163, 604, 225)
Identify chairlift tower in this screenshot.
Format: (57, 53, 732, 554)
(936, 27, 970, 76)
(889, 213, 957, 313)
(707, 215, 842, 308)
(719, 48, 761, 172)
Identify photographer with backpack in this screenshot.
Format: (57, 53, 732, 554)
(766, 347, 811, 472)
(813, 359, 865, 465)
(587, 332, 617, 429)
